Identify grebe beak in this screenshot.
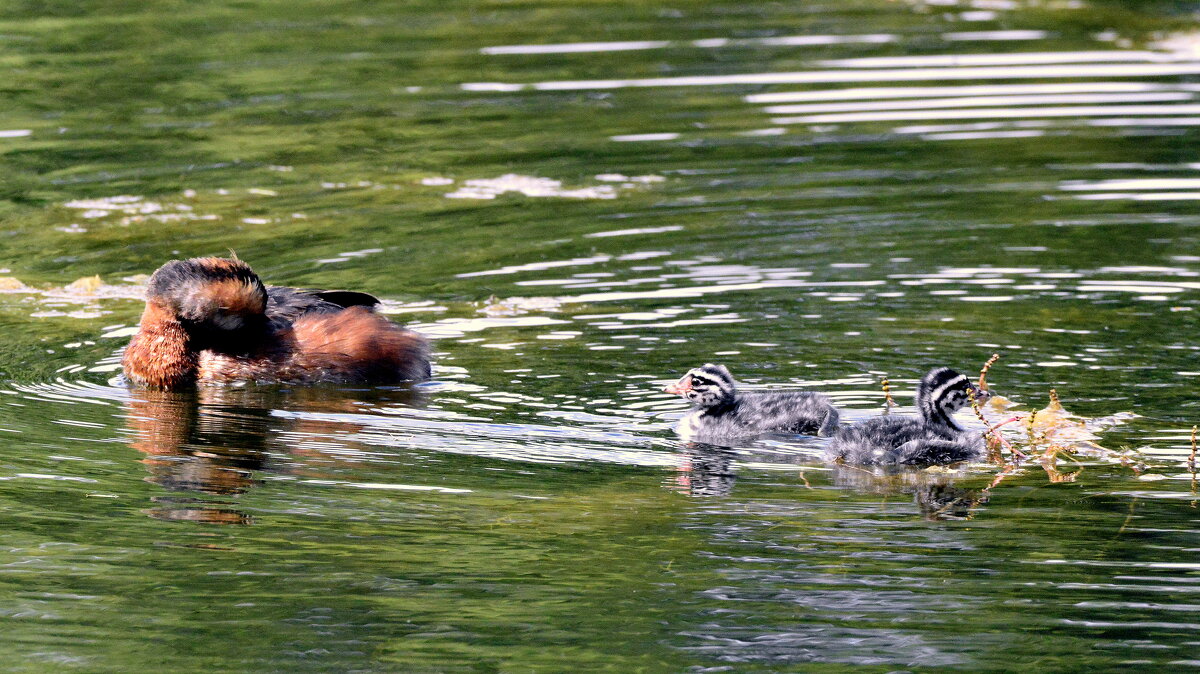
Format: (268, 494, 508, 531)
(664, 375, 693, 396)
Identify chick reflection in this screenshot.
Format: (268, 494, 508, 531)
(125, 385, 425, 524)
(831, 464, 986, 521)
(667, 443, 739, 497)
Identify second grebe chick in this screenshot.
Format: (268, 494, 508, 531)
(664, 363, 840, 442)
(826, 367, 990, 466)
(122, 257, 430, 389)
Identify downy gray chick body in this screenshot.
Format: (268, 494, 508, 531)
(826, 367, 990, 466)
(664, 363, 840, 443)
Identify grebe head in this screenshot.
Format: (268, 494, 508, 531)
(664, 363, 737, 409)
(146, 257, 267, 337)
(915, 367, 990, 430)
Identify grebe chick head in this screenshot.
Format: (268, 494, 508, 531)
(664, 363, 737, 409)
(915, 367, 990, 430)
(146, 257, 268, 337)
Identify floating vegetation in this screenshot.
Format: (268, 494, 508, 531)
(0, 274, 146, 320)
(65, 275, 104, 294)
(972, 354, 1147, 488)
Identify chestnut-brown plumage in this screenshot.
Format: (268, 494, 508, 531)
(123, 257, 431, 389)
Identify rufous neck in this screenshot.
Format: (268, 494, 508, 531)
(122, 301, 199, 389)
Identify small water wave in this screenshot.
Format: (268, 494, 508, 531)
(466, 63, 1200, 92)
(747, 81, 1193, 104)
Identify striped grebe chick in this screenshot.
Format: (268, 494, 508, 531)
(122, 257, 430, 389)
(826, 367, 990, 466)
(664, 363, 840, 442)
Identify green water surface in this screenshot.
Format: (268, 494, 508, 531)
(1, 0, 1199, 671)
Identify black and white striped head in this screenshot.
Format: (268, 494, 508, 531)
(915, 367, 990, 430)
(664, 363, 737, 409)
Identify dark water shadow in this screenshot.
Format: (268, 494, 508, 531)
(667, 436, 985, 522)
(831, 463, 987, 521)
(125, 385, 427, 524)
(666, 442, 740, 497)
(665, 434, 828, 499)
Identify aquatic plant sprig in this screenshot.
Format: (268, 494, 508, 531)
(1189, 425, 1197, 501)
(968, 353, 1023, 463)
(1025, 408, 1041, 446)
(978, 353, 1000, 392)
(982, 414, 1025, 464)
(1190, 424, 1197, 474)
(1040, 443, 1082, 483)
(982, 461, 1020, 495)
(1016, 403, 1082, 482)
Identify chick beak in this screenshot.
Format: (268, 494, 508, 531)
(664, 375, 693, 396)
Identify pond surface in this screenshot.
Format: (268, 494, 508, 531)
(1, 0, 1200, 670)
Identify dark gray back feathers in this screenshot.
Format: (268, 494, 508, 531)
(671, 364, 840, 441)
(827, 366, 986, 466)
